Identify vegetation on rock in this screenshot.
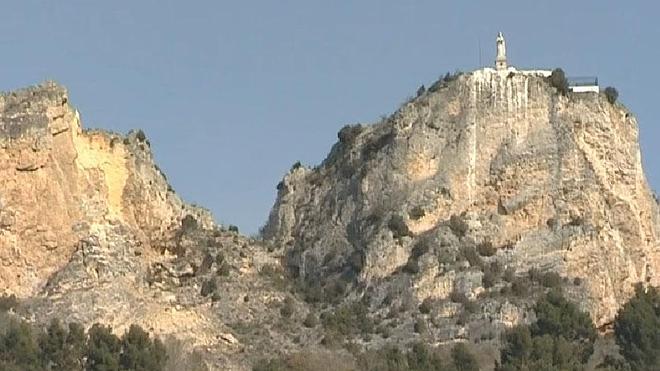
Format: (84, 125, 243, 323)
(613, 285, 660, 370)
(0, 317, 170, 371)
(549, 68, 569, 95)
(497, 291, 597, 370)
(254, 341, 480, 371)
(604, 87, 619, 104)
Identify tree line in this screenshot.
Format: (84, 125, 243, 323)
(255, 285, 660, 371)
(0, 317, 167, 371)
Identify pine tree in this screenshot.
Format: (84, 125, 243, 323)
(86, 324, 121, 371)
(119, 324, 167, 371)
(614, 285, 660, 370)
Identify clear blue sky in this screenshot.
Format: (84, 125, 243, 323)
(1, 1, 658, 233)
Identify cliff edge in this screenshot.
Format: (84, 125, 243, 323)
(0, 81, 213, 296)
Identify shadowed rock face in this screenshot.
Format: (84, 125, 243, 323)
(265, 68, 660, 326)
(0, 82, 213, 297)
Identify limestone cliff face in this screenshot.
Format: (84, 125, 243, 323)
(0, 82, 213, 297)
(1, 73, 659, 369)
(265, 68, 660, 326)
(0, 82, 323, 371)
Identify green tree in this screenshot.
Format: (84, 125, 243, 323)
(119, 324, 167, 371)
(86, 324, 121, 371)
(549, 68, 569, 95)
(498, 291, 597, 371)
(532, 290, 596, 358)
(63, 322, 87, 370)
(0, 294, 19, 312)
(406, 342, 438, 371)
(253, 358, 289, 371)
(451, 343, 479, 371)
(0, 319, 42, 371)
(604, 87, 619, 104)
(39, 319, 70, 370)
(498, 326, 533, 370)
(613, 285, 660, 370)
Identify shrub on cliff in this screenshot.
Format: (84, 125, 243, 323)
(482, 262, 502, 289)
(428, 71, 462, 93)
(180, 215, 198, 234)
(532, 291, 596, 344)
(321, 301, 374, 338)
(528, 268, 563, 288)
(419, 298, 435, 315)
(548, 68, 569, 95)
(303, 312, 319, 328)
(451, 343, 480, 371)
(388, 215, 413, 239)
(604, 87, 619, 104)
(459, 245, 483, 269)
(477, 241, 497, 257)
(0, 294, 19, 312)
(280, 297, 295, 319)
(409, 206, 426, 220)
(200, 278, 217, 297)
(338, 124, 363, 144)
(416, 85, 426, 97)
(449, 215, 469, 238)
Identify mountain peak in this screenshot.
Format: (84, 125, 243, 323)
(266, 69, 659, 326)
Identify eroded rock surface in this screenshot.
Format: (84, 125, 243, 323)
(265, 68, 660, 326)
(0, 82, 303, 370)
(1, 71, 659, 370)
(0, 82, 212, 297)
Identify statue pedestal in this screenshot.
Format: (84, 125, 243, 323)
(496, 58, 507, 71)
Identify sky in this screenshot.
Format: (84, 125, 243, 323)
(1, 1, 658, 234)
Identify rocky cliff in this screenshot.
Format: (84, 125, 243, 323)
(0, 83, 304, 370)
(2, 70, 659, 370)
(0, 82, 213, 297)
(265, 68, 660, 326)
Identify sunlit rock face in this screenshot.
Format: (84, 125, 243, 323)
(265, 68, 660, 326)
(0, 82, 213, 297)
(0, 82, 314, 371)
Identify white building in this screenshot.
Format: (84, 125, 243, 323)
(568, 77, 599, 93)
(493, 33, 599, 93)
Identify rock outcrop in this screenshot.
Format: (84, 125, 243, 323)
(0, 82, 308, 370)
(0, 82, 212, 297)
(265, 68, 660, 326)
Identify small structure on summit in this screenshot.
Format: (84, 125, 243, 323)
(568, 76, 599, 93)
(491, 33, 599, 93)
(495, 32, 507, 71)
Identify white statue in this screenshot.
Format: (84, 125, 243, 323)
(496, 32, 507, 70)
